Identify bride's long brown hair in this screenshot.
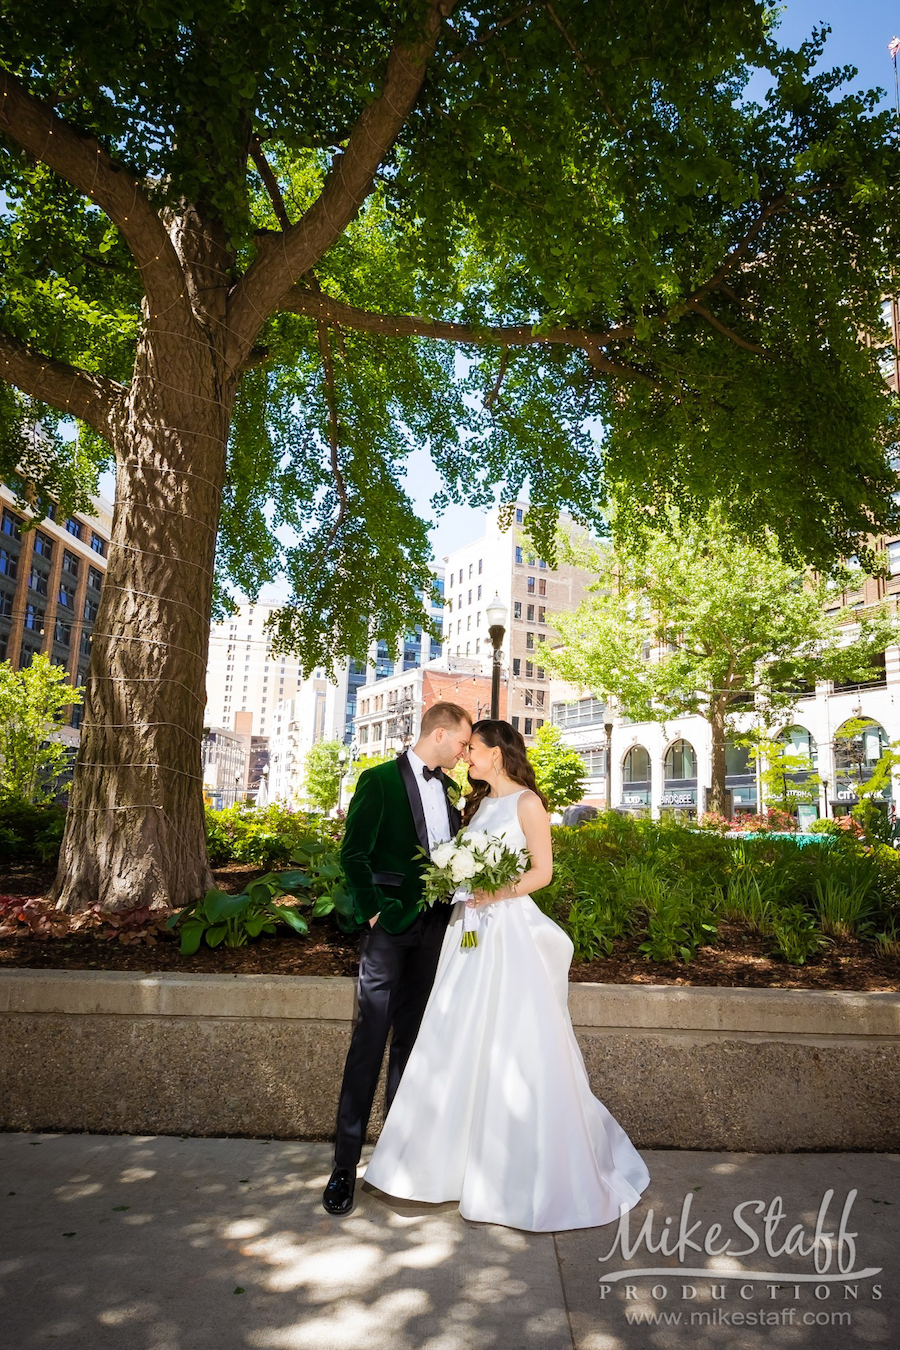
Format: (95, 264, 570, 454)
(462, 719, 548, 825)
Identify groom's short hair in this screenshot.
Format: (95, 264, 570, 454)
(421, 702, 471, 737)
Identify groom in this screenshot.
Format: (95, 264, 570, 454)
(322, 702, 472, 1215)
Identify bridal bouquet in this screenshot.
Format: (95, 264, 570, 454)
(417, 829, 530, 949)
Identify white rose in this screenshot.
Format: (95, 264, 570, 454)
(430, 842, 456, 869)
(461, 830, 490, 853)
(483, 840, 504, 866)
(450, 848, 478, 883)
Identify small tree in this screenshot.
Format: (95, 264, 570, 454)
(549, 507, 898, 813)
(303, 740, 342, 813)
(346, 752, 393, 796)
(526, 723, 586, 813)
(0, 655, 83, 804)
(746, 736, 822, 815)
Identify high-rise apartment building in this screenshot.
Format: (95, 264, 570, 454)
(205, 601, 313, 739)
(441, 506, 590, 740)
(0, 482, 113, 732)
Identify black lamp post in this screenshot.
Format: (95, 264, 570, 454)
(604, 719, 614, 811)
(486, 593, 508, 720)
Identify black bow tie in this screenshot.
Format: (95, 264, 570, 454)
(422, 765, 442, 782)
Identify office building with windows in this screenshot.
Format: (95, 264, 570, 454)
(441, 506, 590, 740)
(0, 482, 113, 735)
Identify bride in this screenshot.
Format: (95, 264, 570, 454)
(363, 718, 650, 1232)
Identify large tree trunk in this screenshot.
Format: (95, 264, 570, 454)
(51, 213, 234, 912)
(707, 700, 728, 817)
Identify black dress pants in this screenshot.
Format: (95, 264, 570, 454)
(333, 904, 449, 1169)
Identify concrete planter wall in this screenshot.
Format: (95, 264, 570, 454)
(1, 970, 898, 1150)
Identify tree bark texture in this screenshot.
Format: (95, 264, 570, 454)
(50, 213, 234, 912)
(708, 700, 728, 816)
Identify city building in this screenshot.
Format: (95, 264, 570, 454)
(205, 601, 308, 739)
(0, 481, 113, 743)
(354, 657, 504, 756)
(267, 674, 345, 804)
(441, 506, 590, 741)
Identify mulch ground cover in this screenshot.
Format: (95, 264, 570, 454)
(2, 857, 899, 991)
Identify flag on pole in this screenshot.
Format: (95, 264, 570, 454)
(889, 36, 900, 61)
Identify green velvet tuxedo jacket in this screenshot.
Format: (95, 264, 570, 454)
(340, 751, 462, 933)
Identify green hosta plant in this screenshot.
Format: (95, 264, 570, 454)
(770, 904, 829, 966)
(167, 875, 312, 954)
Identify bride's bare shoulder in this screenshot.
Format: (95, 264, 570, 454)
(516, 788, 549, 817)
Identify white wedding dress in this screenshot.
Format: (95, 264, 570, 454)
(363, 789, 651, 1232)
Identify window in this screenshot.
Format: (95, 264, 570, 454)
(512, 715, 520, 730)
(466, 616, 472, 630)
(449, 571, 454, 587)
(889, 541, 900, 576)
(80, 631, 92, 656)
(525, 660, 534, 677)
(54, 619, 71, 646)
(477, 585, 482, 600)
(538, 607, 546, 624)
(527, 577, 535, 594)
(87, 565, 103, 592)
(1, 509, 22, 539)
(539, 558, 547, 570)
(458, 593, 462, 608)
(525, 689, 533, 706)
(536, 719, 544, 730)
(515, 546, 523, 564)
(468, 564, 473, 578)
(0, 549, 17, 580)
(66, 517, 83, 539)
(515, 508, 524, 524)
(90, 532, 106, 556)
(623, 745, 651, 782)
(33, 532, 53, 559)
(526, 632, 535, 649)
(478, 559, 482, 574)
(524, 717, 533, 735)
(466, 641, 471, 655)
(58, 583, 77, 609)
(512, 658, 521, 675)
(538, 633, 546, 643)
(19, 644, 41, 669)
(513, 601, 522, 619)
(527, 552, 535, 566)
(476, 611, 481, 627)
(535, 691, 545, 708)
(475, 638, 480, 653)
(29, 565, 49, 597)
(63, 549, 80, 577)
(538, 579, 546, 596)
(526, 604, 534, 621)
(537, 667, 545, 680)
(468, 589, 472, 604)
(457, 620, 461, 635)
(24, 604, 44, 631)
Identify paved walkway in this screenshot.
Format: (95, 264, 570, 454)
(0, 1134, 896, 1349)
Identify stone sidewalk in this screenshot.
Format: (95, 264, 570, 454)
(0, 1133, 897, 1349)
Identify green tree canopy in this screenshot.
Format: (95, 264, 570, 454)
(2, 1, 899, 909)
(547, 506, 898, 809)
(526, 722, 586, 813)
(303, 739, 343, 813)
(0, 654, 82, 805)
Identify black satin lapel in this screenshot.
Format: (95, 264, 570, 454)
(397, 750, 429, 856)
(441, 772, 461, 835)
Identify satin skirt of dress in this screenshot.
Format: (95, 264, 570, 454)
(363, 893, 651, 1232)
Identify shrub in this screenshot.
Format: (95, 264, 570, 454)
(0, 797, 66, 862)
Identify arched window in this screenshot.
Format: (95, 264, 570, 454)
(623, 745, 650, 783)
(834, 719, 889, 776)
(725, 738, 752, 775)
(664, 739, 696, 781)
(780, 724, 818, 768)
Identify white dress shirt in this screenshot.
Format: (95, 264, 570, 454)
(406, 748, 453, 850)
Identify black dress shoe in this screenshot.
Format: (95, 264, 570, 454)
(323, 1166, 356, 1215)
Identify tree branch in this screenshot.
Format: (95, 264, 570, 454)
(688, 301, 768, 356)
(0, 69, 187, 320)
(249, 135, 292, 231)
(0, 329, 124, 438)
(227, 0, 457, 370)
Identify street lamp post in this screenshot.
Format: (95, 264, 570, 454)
(604, 720, 614, 812)
(485, 594, 508, 720)
(337, 745, 348, 814)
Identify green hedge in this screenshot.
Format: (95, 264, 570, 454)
(531, 812, 900, 965)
